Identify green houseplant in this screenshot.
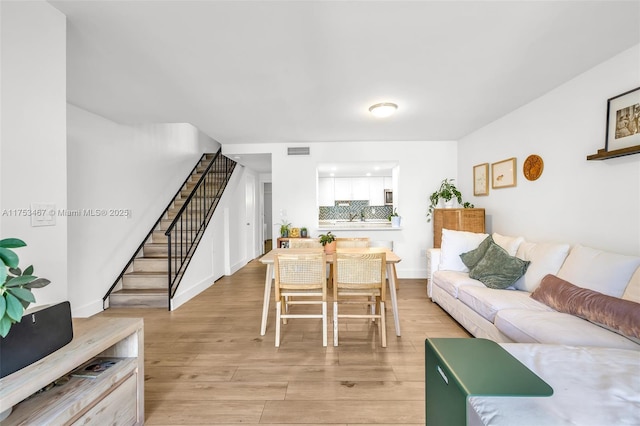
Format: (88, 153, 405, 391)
(427, 178, 473, 222)
(279, 220, 291, 237)
(0, 238, 51, 337)
(319, 231, 337, 253)
(319, 231, 336, 246)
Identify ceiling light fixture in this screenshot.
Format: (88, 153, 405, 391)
(369, 102, 398, 118)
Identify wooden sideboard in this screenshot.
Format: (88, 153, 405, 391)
(433, 208, 486, 248)
(0, 316, 144, 425)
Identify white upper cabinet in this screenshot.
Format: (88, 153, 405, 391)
(318, 177, 335, 206)
(334, 178, 351, 200)
(351, 178, 370, 200)
(369, 177, 385, 206)
(334, 177, 371, 201)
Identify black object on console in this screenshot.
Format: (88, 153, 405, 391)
(0, 301, 73, 378)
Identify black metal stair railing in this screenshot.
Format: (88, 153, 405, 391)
(102, 149, 236, 309)
(165, 151, 236, 305)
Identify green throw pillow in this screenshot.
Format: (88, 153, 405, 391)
(460, 235, 493, 270)
(469, 242, 531, 289)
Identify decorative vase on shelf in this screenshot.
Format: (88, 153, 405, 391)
(391, 216, 401, 227)
(443, 199, 455, 208)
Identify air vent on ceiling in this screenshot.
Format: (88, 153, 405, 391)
(287, 147, 310, 156)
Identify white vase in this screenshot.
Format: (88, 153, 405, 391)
(443, 199, 454, 208)
(391, 216, 401, 227)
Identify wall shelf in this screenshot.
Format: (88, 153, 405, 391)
(587, 146, 640, 160)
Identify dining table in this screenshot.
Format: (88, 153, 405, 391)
(258, 247, 402, 337)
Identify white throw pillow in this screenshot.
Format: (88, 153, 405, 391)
(492, 232, 525, 256)
(439, 229, 489, 272)
(557, 245, 640, 298)
(513, 241, 571, 292)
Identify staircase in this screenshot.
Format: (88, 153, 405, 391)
(104, 151, 236, 309)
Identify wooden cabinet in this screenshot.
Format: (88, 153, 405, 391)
(0, 316, 144, 425)
(433, 208, 485, 248)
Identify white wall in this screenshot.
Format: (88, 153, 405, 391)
(0, 1, 68, 305)
(67, 105, 220, 316)
(458, 44, 640, 256)
(227, 141, 459, 278)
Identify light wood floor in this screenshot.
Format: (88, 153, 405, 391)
(96, 258, 470, 425)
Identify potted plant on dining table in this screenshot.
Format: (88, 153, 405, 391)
(319, 231, 337, 254)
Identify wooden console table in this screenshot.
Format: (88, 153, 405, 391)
(0, 316, 144, 425)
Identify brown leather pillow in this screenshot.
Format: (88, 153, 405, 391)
(531, 274, 640, 341)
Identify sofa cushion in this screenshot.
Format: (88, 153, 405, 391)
(432, 270, 484, 299)
(492, 232, 524, 256)
(623, 268, 640, 303)
(557, 244, 640, 298)
(494, 309, 640, 350)
(439, 229, 488, 272)
(460, 235, 493, 270)
(513, 241, 571, 292)
(457, 286, 551, 323)
(469, 242, 531, 289)
(531, 274, 640, 342)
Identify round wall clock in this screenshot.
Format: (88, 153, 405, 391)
(523, 154, 544, 181)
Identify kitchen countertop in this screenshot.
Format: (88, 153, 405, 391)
(317, 220, 402, 231)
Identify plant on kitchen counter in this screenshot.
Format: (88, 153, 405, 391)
(387, 208, 399, 221)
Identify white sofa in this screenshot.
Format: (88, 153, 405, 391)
(427, 229, 640, 350)
(426, 229, 640, 425)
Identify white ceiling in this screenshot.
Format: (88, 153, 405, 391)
(50, 1, 640, 173)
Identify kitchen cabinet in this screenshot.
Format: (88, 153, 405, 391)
(318, 177, 335, 206)
(351, 178, 370, 200)
(369, 177, 385, 206)
(334, 178, 351, 200)
(334, 177, 371, 201)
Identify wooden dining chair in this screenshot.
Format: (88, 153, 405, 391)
(288, 238, 322, 248)
(274, 252, 328, 347)
(332, 251, 387, 347)
(335, 237, 370, 248)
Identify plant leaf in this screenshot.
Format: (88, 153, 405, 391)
(0, 238, 26, 249)
(4, 275, 37, 287)
(0, 313, 13, 338)
(0, 295, 5, 319)
(7, 287, 36, 304)
(0, 266, 6, 287)
(0, 247, 20, 269)
(8, 267, 22, 276)
(23, 265, 34, 276)
(5, 292, 24, 321)
(24, 278, 51, 289)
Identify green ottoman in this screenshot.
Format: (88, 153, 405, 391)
(425, 338, 553, 425)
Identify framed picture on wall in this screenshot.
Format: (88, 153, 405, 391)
(473, 163, 489, 196)
(492, 158, 517, 189)
(605, 87, 640, 152)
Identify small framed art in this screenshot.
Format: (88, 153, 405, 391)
(492, 158, 516, 189)
(473, 163, 489, 196)
(605, 86, 640, 152)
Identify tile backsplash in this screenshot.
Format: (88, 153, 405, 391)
(319, 200, 393, 221)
